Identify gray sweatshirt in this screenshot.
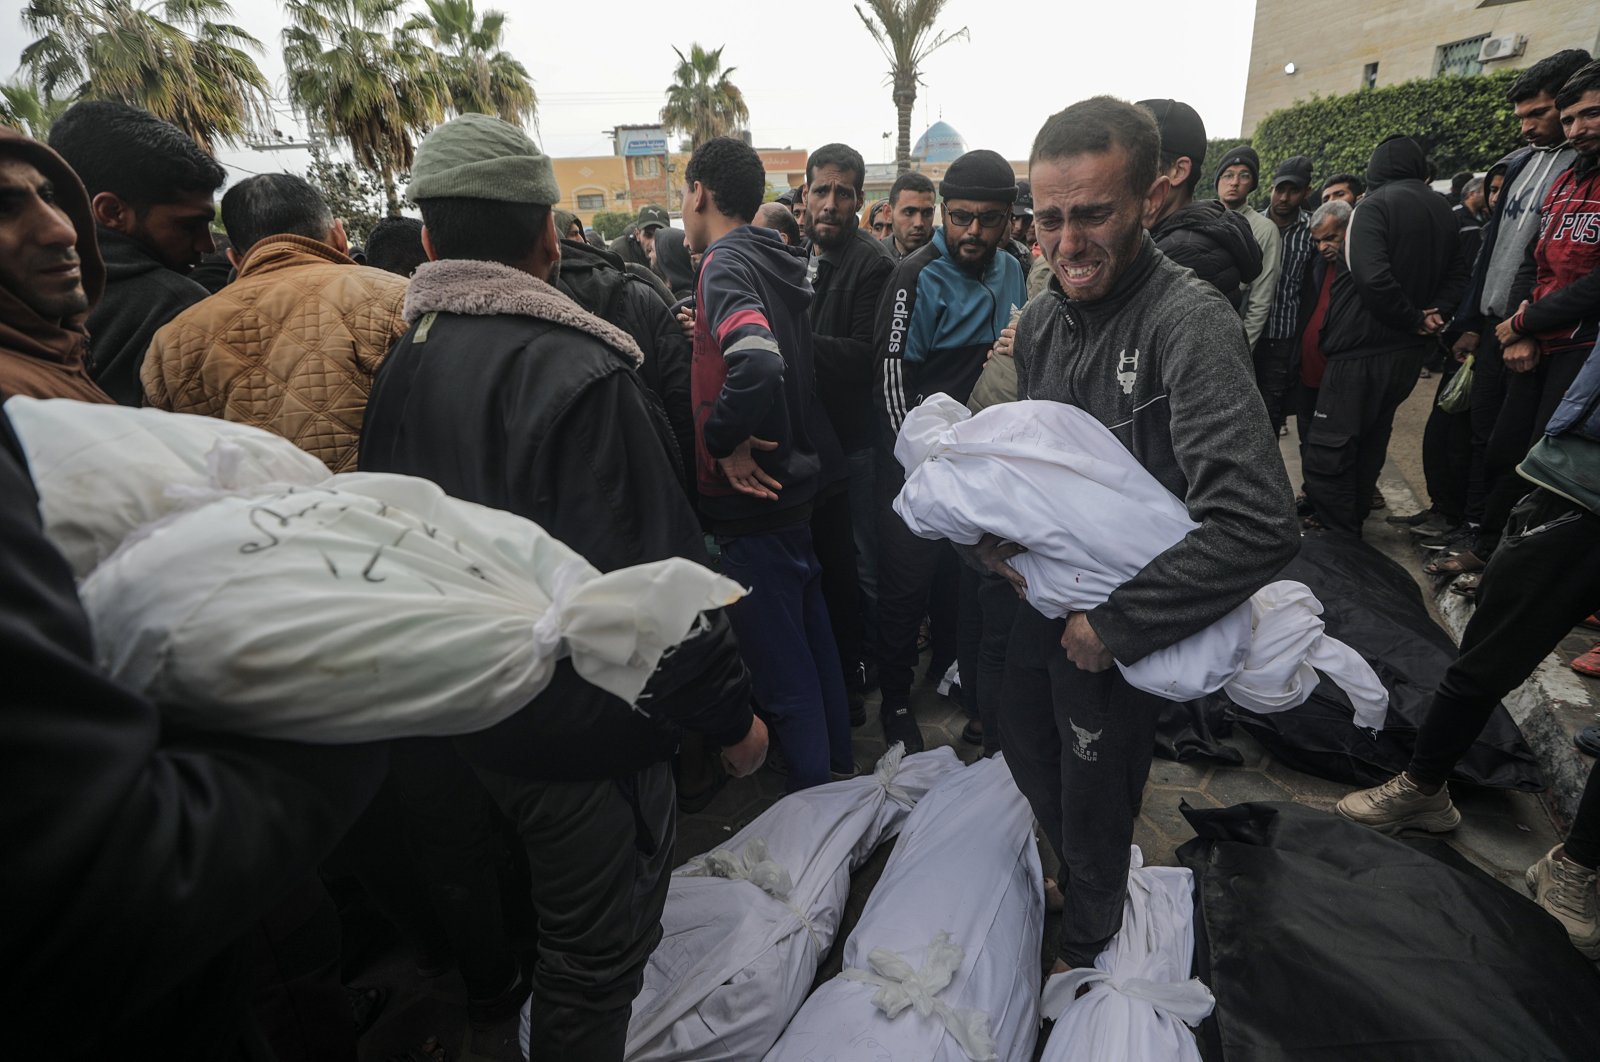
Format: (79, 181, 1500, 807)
(1014, 235, 1299, 664)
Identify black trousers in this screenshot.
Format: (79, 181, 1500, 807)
(472, 760, 675, 1062)
(1409, 490, 1600, 786)
(810, 484, 865, 696)
(956, 560, 1022, 755)
(1565, 762, 1600, 870)
(249, 877, 356, 1062)
(1464, 330, 1506, 526)
(1000, 605, 1161, 967)
(389, 738, 519, 1000)
(1421, 356, 1473, 522)
(1252, 337, 1298, 432)
(1476, 344, 1588, 556)
(1303, 346, 1426, 535)
(875, 447, 960, 704)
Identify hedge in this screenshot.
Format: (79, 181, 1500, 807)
(1239, 69, 1522, 197)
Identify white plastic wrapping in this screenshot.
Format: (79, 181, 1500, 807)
(892, 396, 1387, 729)
(5, 395, 329, 578)
(765, 755, 1043, 1062)
(618, 745, 964, 1062)
(7, 397, 745, 743)
(1038, 848, 1213, 1062)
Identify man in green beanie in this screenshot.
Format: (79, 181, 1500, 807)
(359, 113, 768, 1060)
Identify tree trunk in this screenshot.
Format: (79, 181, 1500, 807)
(894, 80, 916, 175)
(380, 157, 401, 217)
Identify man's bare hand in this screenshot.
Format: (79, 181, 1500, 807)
(988, 325, 1016, 363)
(1504, 337, 1541, 373)
(1451, 331, 1479, 363)
(721, 716, 769, 778)
(1061, 612, 1113, 672)
(1495, 301, 1529, 346)
(974, 532, 1028, 598)
(717, 437, 783, 500)
(676, 305, 695, 337)
(1416, 308, 1446, 336)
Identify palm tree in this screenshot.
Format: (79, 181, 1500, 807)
(409, 0, 537, 127)
(855, 0, 969, 173)
(283, 0, 448, 216)
(659, 44, 750, 152)
(19, 0, 270, 152)
(0, 80, 70, 139)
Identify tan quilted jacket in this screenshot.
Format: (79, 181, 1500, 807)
(142, 234, 408, 472)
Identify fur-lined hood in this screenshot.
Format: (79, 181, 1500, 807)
(404, 258, 643, 366)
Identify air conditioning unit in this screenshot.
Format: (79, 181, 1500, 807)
(1478, 33, 1527, 62)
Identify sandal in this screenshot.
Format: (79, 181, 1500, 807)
(1424, 550, 1485, 576)
(1572, 643, 1600, 679)
(1448, 573, 1482, 599)
(1581, 614, 1600, 631)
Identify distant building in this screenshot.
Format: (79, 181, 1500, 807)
(1242, 0, 1600, 135)
(863, 121, 1025, 206)
(550, 125, 808, 226)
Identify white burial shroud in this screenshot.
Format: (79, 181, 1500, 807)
(892, 395, 1388, 729)
(4, 397, 744, 743)
(765, 754, 1044, 1062)
(614, 745, 963, 1062)
(1039, 847, 1214, 1062)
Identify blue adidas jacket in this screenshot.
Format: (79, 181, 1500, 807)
(873, 229, 1026, 451)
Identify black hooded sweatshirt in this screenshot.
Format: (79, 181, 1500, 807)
(1150, 198, 1263, 309)
(690, 224, 823, 535)
(1321, 135, 1468, 357)
(555, 239, 695, 496)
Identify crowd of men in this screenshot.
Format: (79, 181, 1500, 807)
(3, 45, 1600, 1060)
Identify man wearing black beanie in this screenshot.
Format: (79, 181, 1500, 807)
(1216, 144, 1281, 350)
(1140, 98, 1262, 309)
(873, 147, 1027, 752)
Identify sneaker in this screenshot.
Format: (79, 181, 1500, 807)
(848, 688, 867, 727)
(1387, 508, 1438, 527)
(1419, 525, 1473, 552)
(1405, 515, 1458, 539)
(468, 964, 531, 1029)
(1525, 846, 1600, 959)
(1335, 773, 1461, 833)
(880, 701, 925, 754)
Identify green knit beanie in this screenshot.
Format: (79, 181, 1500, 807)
(409, 113, 560, 205)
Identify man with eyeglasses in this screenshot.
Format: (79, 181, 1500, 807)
(873, 148, 1026, 752)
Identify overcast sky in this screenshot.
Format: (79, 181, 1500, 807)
(1, 0, 1258, 187)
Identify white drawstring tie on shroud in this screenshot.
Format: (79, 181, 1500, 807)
(840, 931, 998, 1061)
(678, 839, 825, 954)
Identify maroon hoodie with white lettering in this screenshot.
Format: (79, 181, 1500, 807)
(1513, 155, 1600, 349)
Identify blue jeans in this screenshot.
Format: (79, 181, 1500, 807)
(720, 525, 853, 791)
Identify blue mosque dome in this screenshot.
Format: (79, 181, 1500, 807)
(912, 121, 967, 163)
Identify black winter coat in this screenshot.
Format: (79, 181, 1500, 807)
(87, 226, 208, 405)
(810, 228, 894, 453)
(556, 239, 696, 497)
(1323, 136, 1468, 357)
(360, 258, 753, 781)
(1149, 199, 1263, 309)
(0, 417, 384, 1057)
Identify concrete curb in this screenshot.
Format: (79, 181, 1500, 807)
(1377, 472, 1594, 830)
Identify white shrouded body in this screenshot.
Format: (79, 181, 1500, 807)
(892, 395, 1387, 729)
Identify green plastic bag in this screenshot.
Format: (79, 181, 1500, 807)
(1437, 354, 1474, 414)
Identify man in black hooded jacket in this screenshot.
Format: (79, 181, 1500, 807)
(554, 234, 696, 499)
(1139, 98, 1262, 309)
(1303, 134, 1469, 535)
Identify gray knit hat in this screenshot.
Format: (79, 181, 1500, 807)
(409, 113, 559, 205)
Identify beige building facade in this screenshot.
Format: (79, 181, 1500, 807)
(1242, 0, 1600, 135)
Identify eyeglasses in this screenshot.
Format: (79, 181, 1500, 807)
(945, 208, 1009, 230)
